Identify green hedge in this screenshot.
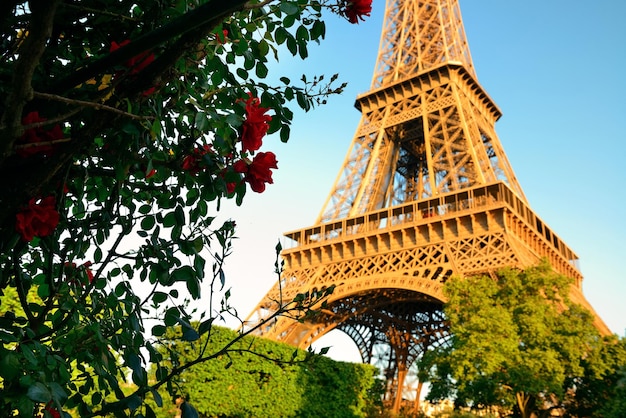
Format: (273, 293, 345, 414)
(148, 326, 379, 418)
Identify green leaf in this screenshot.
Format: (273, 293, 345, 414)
(181, 324, 199, 342)
(37, 283, 49, 299)
(192, 237, 203, 252)
(310, 20, 326, 41)
(141, 215, 155, 230)
(283, 14, 296, 28)
(280, 124, 291, 143)
(218, 269, 226, 290)
(243, 51, 255, 70)
(194, 112, 210, 131)
(186, 187, 199, 204)
(124, 394, 143, 411)
(296, 25, 309, 42)
(186, 275, 200, 299)
(198, 318, 213, 335)
(236, 68, 248, 79)
(163, 211, 176, 228)
(194, 255, 205, 280)
(275, 27, 288, 45)
(152, 325, 166, 337)
(298, 40, 308, 59)
(279, 1, 299, 15)
(156, 366, 168, 382)
(286, 35, 297, 55)
(171, 224, 182, 241)
(115, 282, 127, 297)
(91, 391, 103, 406)
(146, 403, 157, 418)
(150, 389, 163, 408)
(256, 62, 268, 79)
(27, 382, 51, 403)
(152, 292, 167, 304)
(138, 204, 152, 214)
(174, 205, 185, 225)
(258, 39, 269, 57)
(150, 118, 161, 139)
(296, 91, 310, 111)
(49, 382, 67, 403)
(94, 247, 103, 263)
(172, 266, 194, 282)
(0, 351, 21, 380)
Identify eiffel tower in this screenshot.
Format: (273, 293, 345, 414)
(246, 0, 609, 410)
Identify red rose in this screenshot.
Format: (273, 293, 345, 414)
(233, 159, 248, 174)
(181, 145, 213, 174)
(141, 86, 156, 97)
(216, 29, 229, 44)
(234, 152, 278, 193)
(16, 111, 63, 157)
(241, 94, 272, 153)
(83, 261, 95, 283)
(218, 166, 240, 195)
(64, 261, 94, 286)
(343, 0, 372, 24)
(15, 196, 60, 242)
(42, 402, 60, 418)
(109, 40, 156, 96)
(110, 40, 155, 75)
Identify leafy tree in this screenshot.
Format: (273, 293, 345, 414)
(0, 0, 373, 416)
(147, 325, 379, 418)
(563, 335, 626, 418)
(425, 262, 606, 418)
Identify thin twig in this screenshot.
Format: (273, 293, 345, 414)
(33, 91, 154, 121)
(63, 3, 141, 22)
(14, 137, 72, 150)
(244, 0, 273, 10)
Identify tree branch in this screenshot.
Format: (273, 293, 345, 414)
(0, 0, 62, 162)
(33, 91, 154, 121)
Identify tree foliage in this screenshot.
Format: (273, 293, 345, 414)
(147, 325, 379, 418)
(563, 335, 626, 418)
(424, 262, 624, 418)
(0, 0, 372, 416)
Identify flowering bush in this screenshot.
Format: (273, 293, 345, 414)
(0, 0, 367, 416)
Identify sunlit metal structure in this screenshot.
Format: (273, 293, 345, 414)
(246, 0, 609, 411)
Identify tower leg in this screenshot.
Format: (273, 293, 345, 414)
(392, 366, 407, 413)
(414, 380, 424, 414)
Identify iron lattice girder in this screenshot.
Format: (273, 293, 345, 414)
(246, 183, 608, 349)
(330, 291, 450, 364)
(317, 64, 524, 224)
(372, 0, 474, 87)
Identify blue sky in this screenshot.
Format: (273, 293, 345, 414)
(218, 1, 626, 359)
